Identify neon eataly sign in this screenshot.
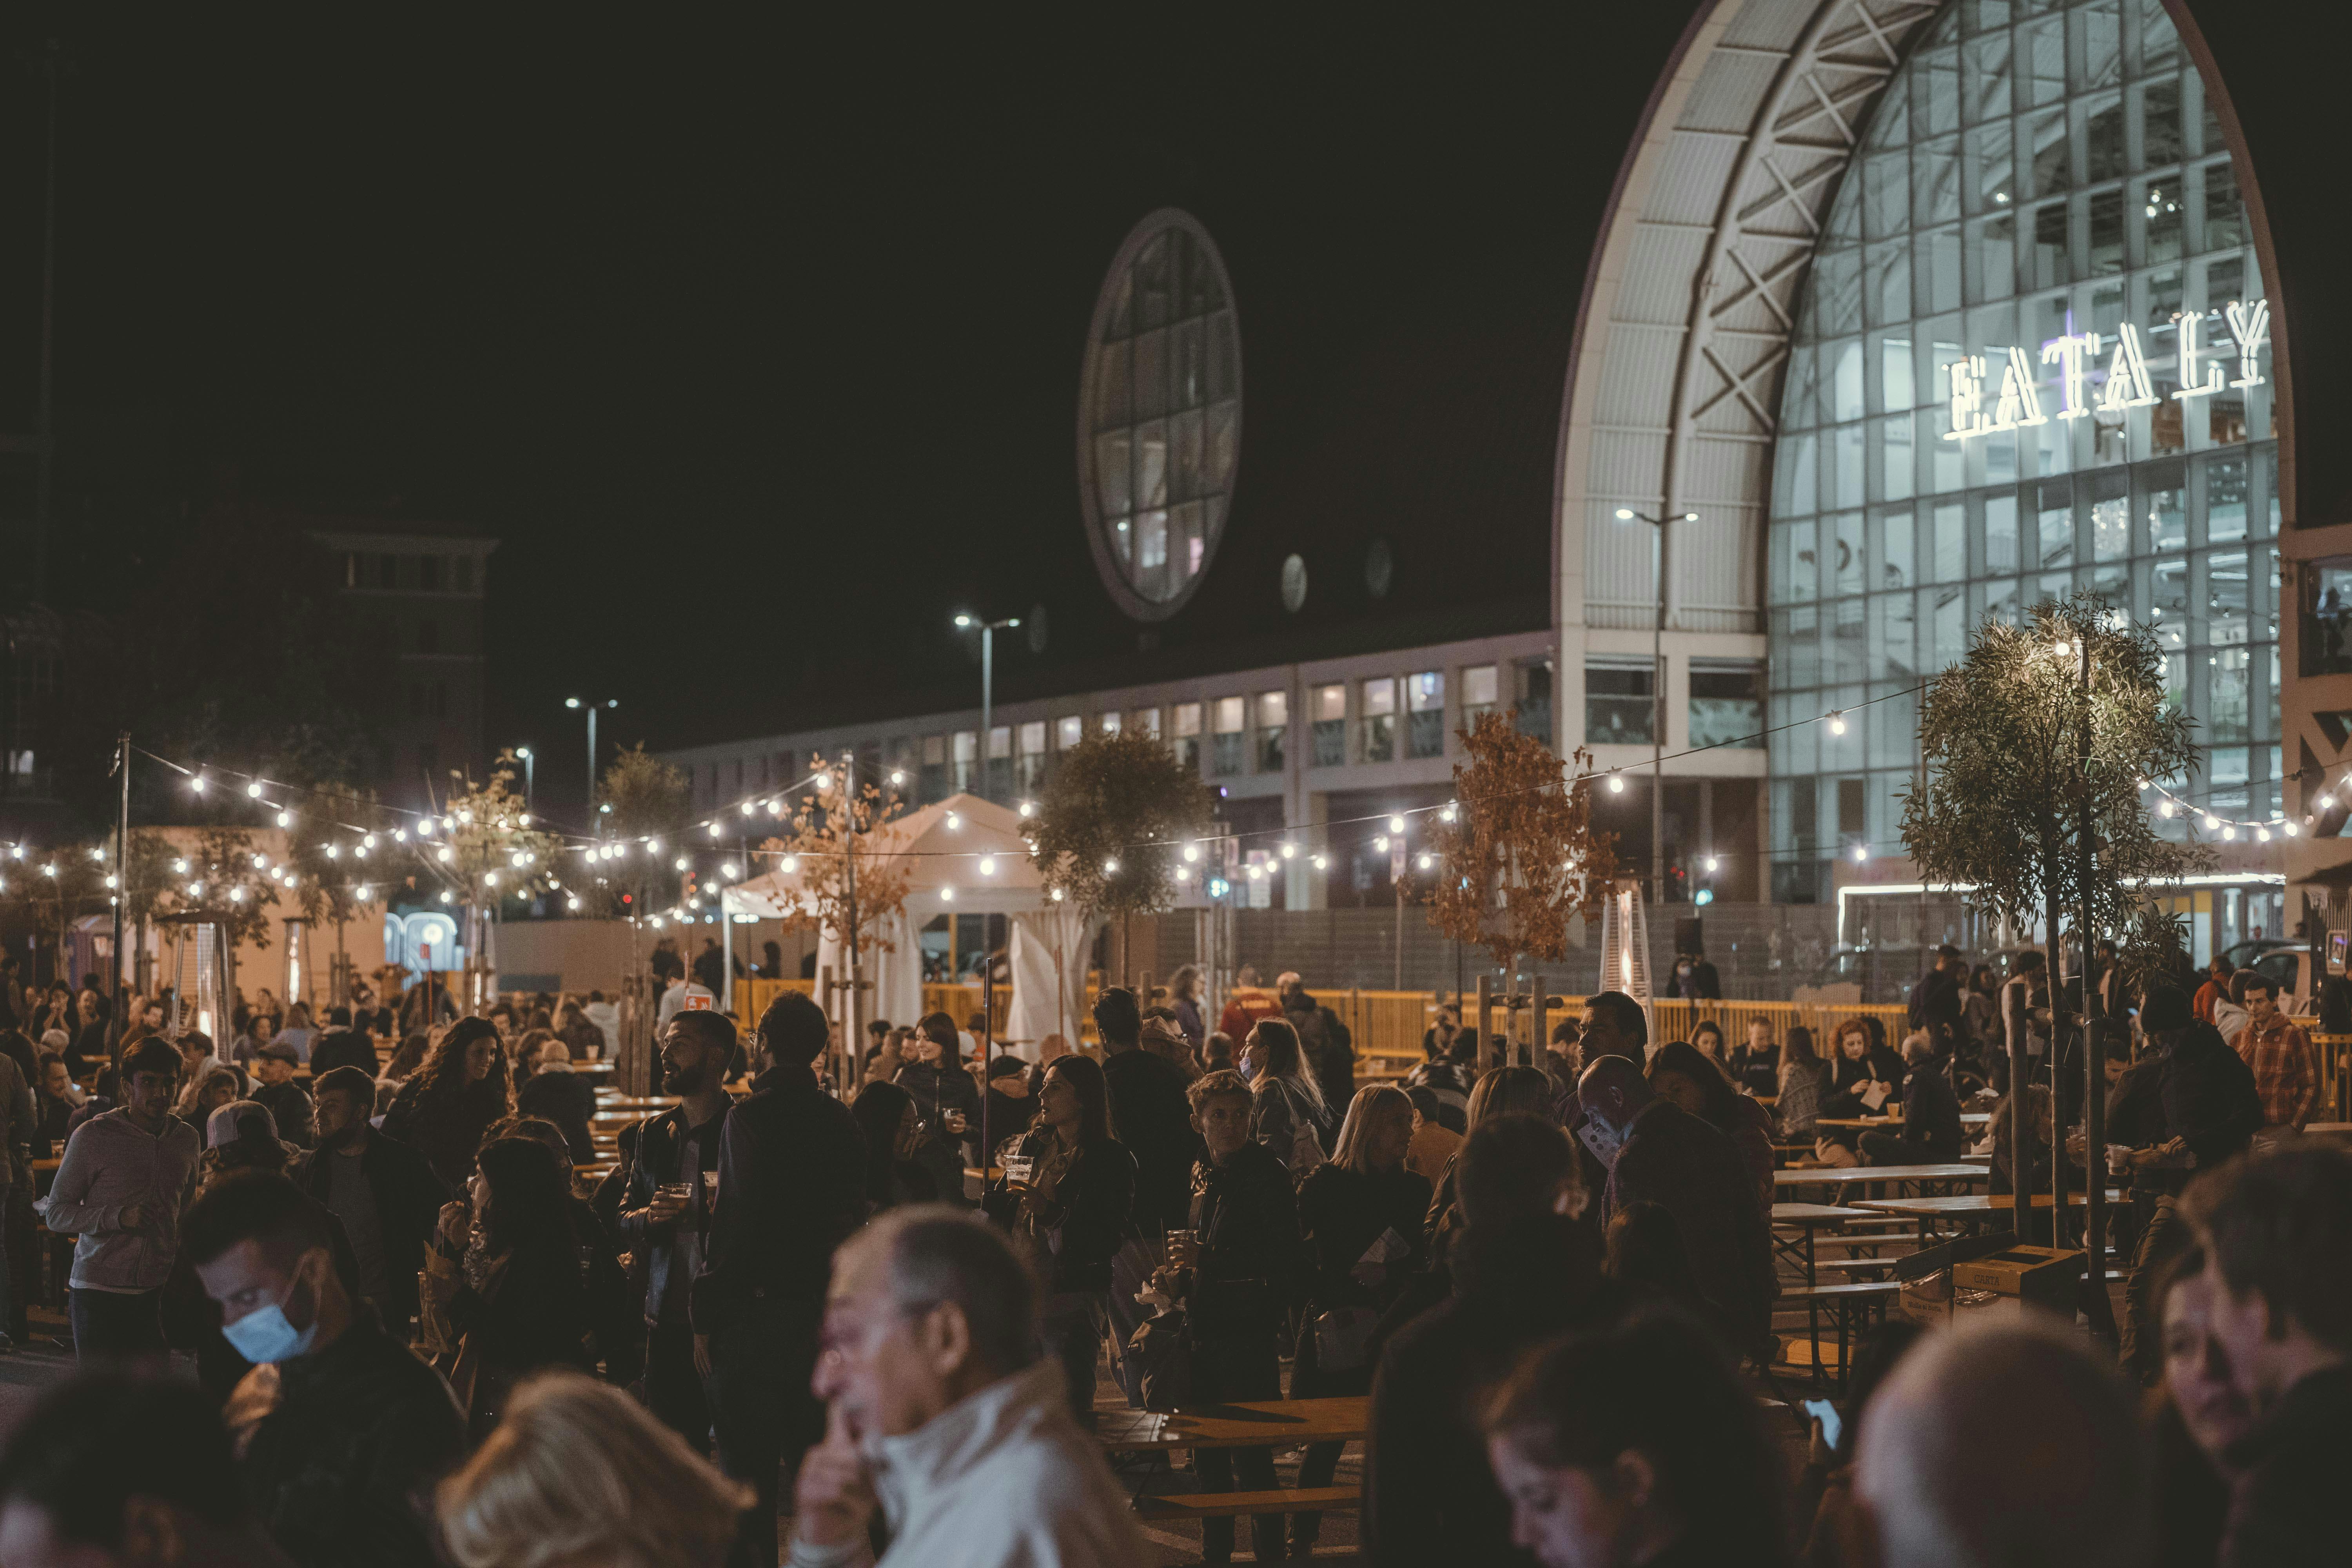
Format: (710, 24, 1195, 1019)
(1943, 299, 2269, 439)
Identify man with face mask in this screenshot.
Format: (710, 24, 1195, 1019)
(298, 1066, 448, 1341)
(184, 1169, 465, 1568)
(1574, 1055, 1776, 1357)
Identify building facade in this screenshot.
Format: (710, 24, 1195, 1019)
(310, 522, 499, 814)
(666, 0, 2312, 963)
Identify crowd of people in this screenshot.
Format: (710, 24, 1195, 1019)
(0, 947, 2343, 1568)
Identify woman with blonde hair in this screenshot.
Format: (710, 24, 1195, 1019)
(1290, 1083, 1426, 1553)
(438, 1371, 750, 1568)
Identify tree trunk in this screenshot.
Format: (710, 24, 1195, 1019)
(2043, 877, 2067, 1242)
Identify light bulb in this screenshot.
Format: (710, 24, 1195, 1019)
(675, 857, 690, 871)
(889, 770, 906, 786)
(191, 775, 207, 794)
(1103, 857, 1120, 875)
(2285, 822, 2301, 837)
(276, 811, 292, 828)
(1050, 887, 1065, 902)
(2320, 797, 2337, 813)
(2202, 815, 2220, 831)
(418, 820, 434, 837)
(1417, 853, 1434, 870)
(1018, 801, 1035, 818)
(2222, 827, 2236, 841)
(246, 781, 263, 798)
(441, 891, 454, 905)
(2054, 639, 2073, 657)
(768, 798, 784, 816)
(706, 822, 722, 838)
(946, 813, 962, 831)
(1608, 774, 1624, 793)
(1312, 855, 1328, 870)
(1184, 843, 1201, 863)
(325, 845, 339, 860)
(647, 838, 661, 853)
(457, 809, 473, 825)
(1388, 815, 1406, 833)
(437, 846, 454, 863)
(1705, 856, 1719, 873)
(2257, 828, 2271, 843)
(172, 859, 189, 875)
(442, 818, 455, 831)
(740, 800, 755, 816)
(723, 862, 740, 879)
(979, 857, 996, 876)
(187, 881, 203, 897)
(485, 872, 499, 887)
(1375, 836, 1390, 852)
(941, 886, 956, 902)
(2159, 802, 2175, 818)
(1851, 844, 1868, 862)
(356, 884, 372, 900)
(1440, 803, 1457, 823)
(1281, 842, 1296, 859)
(228, 886, 243, 902)
(782, 855, 799, 873)
(1828, 713, 1847, 735)
(103, 874, 116, 889)
(568, 896, 581, 911)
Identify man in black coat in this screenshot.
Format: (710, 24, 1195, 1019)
(690, 993, 866, 1568)
(308, 1017, 382, 1081)
(1860, 1031, 1965, 1166)
(185, 1170, 465, 1568)
(1095, 987, 1203, 1406)
(304, 1067, 448, 1341)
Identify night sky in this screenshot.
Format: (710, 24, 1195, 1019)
(3, 3, 2347, 833)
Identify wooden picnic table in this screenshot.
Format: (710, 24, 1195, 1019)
(1852, 1190, 2123, 1245)
(1772, 1163, 1987, 1191)
(1814, 1113, 1990, 1131)
(1096, 1396, 1369, 1452)
(1769, 1203, 1880, 1287)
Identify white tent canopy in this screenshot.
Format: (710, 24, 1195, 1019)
(725, 794, 1091, 1050)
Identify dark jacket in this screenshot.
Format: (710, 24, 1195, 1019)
(2161, 1023, 2264, 1176)
(1298, 1163, 1430, 1318)
(614, 1101, 726, 1326)
(1604, 1098, 1777, 1355)
(2220, 1365, 2352, 1568)
(299, 1127, 449, 1332)
(309, 1029, 381, 1081)
(379, 1077, 509, 1189)
(1891, 1059, 1965, 1161)
(238, 1305, 467, 1568)
(1102, 1044, 1203, 1237)
(1287, 995, 1356, 1129)
(893, 1057, 981, 1160)
(985, 1130, 1136, 1293)
(448, 1232, 596, 1432)
(252, 1081, 318, 1150)
(516, 1065, 597, 1163)
(1185, 1140, 1303, 1340)
(690, 1063, 868, 1333)
(1365, 1216, 1612, 1568)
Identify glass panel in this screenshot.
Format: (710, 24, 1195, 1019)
(1133, 234, 1171, 330)
(2144, 176, 2182, 263)
(2202, 161, 2245, 251)
(1867, 241, 1911, 326)
(1866, 153, 1910, 241)
(2088, 188, 2123, 274)
(1463, 666, 1498, 708)
(1172, 319, 1203, 409)
(1095, 432, 1131, 518)
(2025, 17, 2067, 105)
(1135, 421, 1168, 509)
(1689, 668, 1764, 749)
(1170, 409, 1203, 502)
(1214, 696, 1245, 733)
(1174, 702, 1202, 737)
(1987, 493, 2020, 573)
(1915, 137, 1961, 228)
(2029, 109, 2071, 196)
(1934, 502, 1966, 582)
(2086, 93, 2124, 180)
(1095, 339, 1130, 427)
(1968, 32, 2011, 122)
(2141, 78, 2182, 166)
(1132, 329, 1168, 420)
(2029, 201, 2070, 288)
(2207, 454, 2249, 542)
(1585, 666, 1654, 746)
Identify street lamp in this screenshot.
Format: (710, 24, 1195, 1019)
(1615, 507, 1698, 902)
(952, 614, 1021, 801)
(515, 746, 534, 812)
(564, 698, 618, 832)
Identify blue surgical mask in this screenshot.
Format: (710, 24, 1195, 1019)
(1239, 1058, 1259, 1083)
(220, 1266, 321, 1364)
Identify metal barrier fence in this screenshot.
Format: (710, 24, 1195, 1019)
(727, 977, 1012, 1039)
(2314, 1034, 2350, 1122)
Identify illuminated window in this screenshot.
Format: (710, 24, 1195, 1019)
(1078, 211, 1241, 620)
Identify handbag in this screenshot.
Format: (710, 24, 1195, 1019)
(1129, 1307, 1194, 1412)
(1312, 1305, 1379, 1372)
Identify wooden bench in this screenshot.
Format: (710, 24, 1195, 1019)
(1780, 1280, 1901, 1390)
(1133, 1487, 1359, 1522)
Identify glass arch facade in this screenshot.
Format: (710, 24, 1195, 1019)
(1765, 0, 2277, 900)
(1077, 210, 1242, 621)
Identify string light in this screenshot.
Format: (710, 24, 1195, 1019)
(1103, 857, 1120, 875)
(191, 775, 207, 794)
(276, 811, 292, 828)
(1607, 773, 1624, 793)
(1828, 713, 1847, 735)
(246, 781, 263, 798)
(978, 857, 996, 876)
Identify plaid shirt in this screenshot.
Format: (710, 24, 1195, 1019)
(2236, 1014, 2318, 1130)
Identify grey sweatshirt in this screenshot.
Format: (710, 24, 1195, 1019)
(42, 1107, 200, 1292)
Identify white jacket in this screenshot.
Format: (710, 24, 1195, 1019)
(786, 1360, 1148, 1568)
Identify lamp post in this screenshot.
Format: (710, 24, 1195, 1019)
(1616, 507, 1698, 904)
(515, 746, 534, 813)
(564, 698, 618, 833)
(952, 614, 1021, 802)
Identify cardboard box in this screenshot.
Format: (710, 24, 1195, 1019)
(1953, 1245, 2083, 1313)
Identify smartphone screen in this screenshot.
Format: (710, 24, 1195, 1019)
(1802, 1397, 1843, 1452)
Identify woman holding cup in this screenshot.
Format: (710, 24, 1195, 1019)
(894, 1013, 981, 1203)
(984, 1054, 1135, 1424)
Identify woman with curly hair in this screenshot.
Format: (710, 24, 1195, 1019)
(380, 1017, 513, 1187)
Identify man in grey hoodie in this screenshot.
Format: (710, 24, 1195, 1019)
(42, 1038, 199, 1360)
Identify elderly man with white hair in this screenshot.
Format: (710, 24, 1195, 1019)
(786, 1205, 1147, 1568)
(1855, 1316, 2150, 1568)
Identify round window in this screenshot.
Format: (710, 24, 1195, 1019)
(1076, 209, 1241, 621)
